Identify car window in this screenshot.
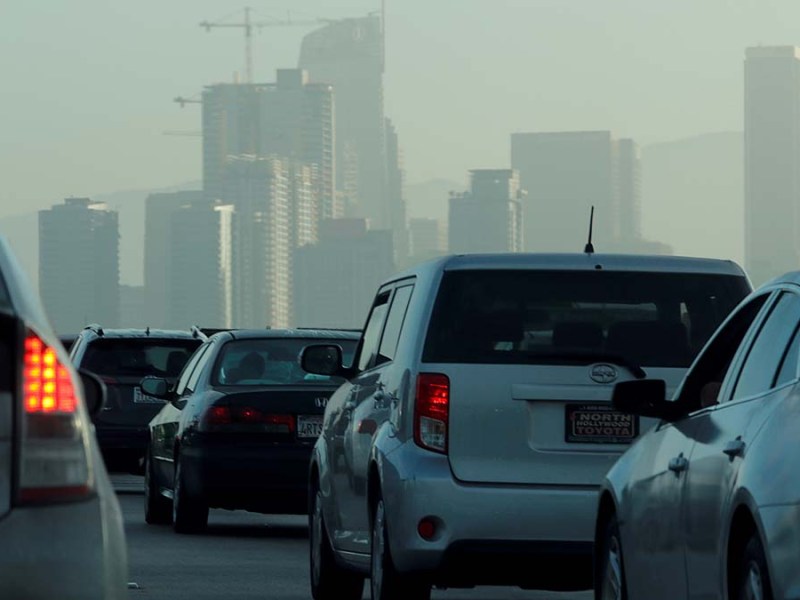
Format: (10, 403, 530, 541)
(422, 270, 750, 367)
(81, 338, 201, 378)
(376, 284, 414, 366)
(176, 344, 209, 396)
(675, 293, 771, 413)
(357, 291, 392, 372)
(775, 322, 800, 387)
(730, 292, 800, 401)
(214, 338, 357, 386)
(186, 344, 215, 393)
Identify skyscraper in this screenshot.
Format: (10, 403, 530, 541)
(745, 47, 800, 285)
(39, 198, 119, 333)
(166, 202, 234, 329)
(385, 118, 409, 263)
(408, 218, 447, 265)
(299, 15, 388, 224)
(223, 155, 291, 329)
(144, 190, 204, 328)
(448, 170, 524, 254)
(294, 219, 395, 329)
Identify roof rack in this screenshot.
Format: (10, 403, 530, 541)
(84, 323, 104, 336)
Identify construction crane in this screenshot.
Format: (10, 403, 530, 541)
(199, 7, 330, 84)
(163, 130, 202, 137)
(174, 96, 202, 108)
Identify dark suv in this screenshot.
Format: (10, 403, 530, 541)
(69, 325, 202, 472)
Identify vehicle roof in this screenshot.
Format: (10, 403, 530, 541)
(389, 253, 747, 282)
(214, 328, 361, 341)
(80, 328, 198, 341)
(760, 271, 800, 288)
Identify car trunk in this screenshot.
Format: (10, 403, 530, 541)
(94, 376, 171, 428)
(442, 363, 682, 486)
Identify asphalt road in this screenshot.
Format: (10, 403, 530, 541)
(117, 478, 591, 600)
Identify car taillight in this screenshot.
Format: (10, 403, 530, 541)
(19, 332, 92, 504)
(414, 373, 449, 454)
(203, 405, 295, 434)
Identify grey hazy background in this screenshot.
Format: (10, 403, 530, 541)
(1, 0, 790, 286)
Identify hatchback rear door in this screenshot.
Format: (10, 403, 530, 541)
(421, 268, 751, 486)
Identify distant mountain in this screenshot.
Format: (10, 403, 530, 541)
(405, 177, 465, 222)
(641, 132, 743, 265)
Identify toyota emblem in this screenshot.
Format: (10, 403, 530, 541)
(590, 364, 619, 384)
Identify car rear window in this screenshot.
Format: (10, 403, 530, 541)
(82, 339, 201, 378)
(422, 269, 750, 368)
(214, 338, 358, 386)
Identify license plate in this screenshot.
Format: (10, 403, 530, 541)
(133, 387, 163, 404)
(565, 403, 638, 444)
(297, 415, 323, 438)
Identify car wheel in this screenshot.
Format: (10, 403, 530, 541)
(596, 514, 627, 600)
(172, 454, 208, 534)
(144, 449, 172, 525)
(734, 534, 773, 600)
(371, 495, 430, 600)
(309, 488, 364, 600)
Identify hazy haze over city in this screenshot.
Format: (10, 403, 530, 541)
(2, 0, 798, 292)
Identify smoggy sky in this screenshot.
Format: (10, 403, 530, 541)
(1, 0, 795, 217)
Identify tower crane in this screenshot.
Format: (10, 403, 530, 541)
(174, 96, 202, 108)
(199, 7, 331, 84)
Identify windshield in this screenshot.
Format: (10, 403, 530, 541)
(214, 338, 357, 386)
(422, 270, 750, 368)
(82, 339, 201, 378)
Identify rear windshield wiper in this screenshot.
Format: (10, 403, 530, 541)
(520, 351, 647, 379)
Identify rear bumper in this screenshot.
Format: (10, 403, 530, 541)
(0, 493, 127, 599)
(380, 441, 597, 590)
(181, 439, 314, 514)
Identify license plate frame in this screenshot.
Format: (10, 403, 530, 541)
(564, 403, 639, 444)
(297, 415, 323, 439)
(132, 387, 164, 404)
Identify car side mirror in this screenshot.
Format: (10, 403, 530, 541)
(140, 376, 170, 399)
(301, 344, 345, 377)
(79, 369, 106, 417)
(612, 379, 684, 422)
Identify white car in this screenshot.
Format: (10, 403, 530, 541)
(0, 237, 128, 599)
(596, 271, 800, 600)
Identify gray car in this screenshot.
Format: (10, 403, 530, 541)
(302, 253, 750, 600)
(596, 271, 800, 600)
(0, 237, 128, 599)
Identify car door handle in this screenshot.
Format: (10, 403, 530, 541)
(723, 437, 746, 459)
(668, 454, 689, 474)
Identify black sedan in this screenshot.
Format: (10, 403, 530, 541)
(141, 328, 359, 533)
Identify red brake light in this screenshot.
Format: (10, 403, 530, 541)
(203, 406, 295, 433)
(24, 335, 76, 414)
(414, 373, 449, 454)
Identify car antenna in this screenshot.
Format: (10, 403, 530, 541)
(584, 205, 595, 254)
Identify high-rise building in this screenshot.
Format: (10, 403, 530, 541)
(202, 71, 335, 222)
(294, 219, 395, 329)
(615, 139, 642, 242)
(299, 15, 388, 225)
(144, 190, 204, 328)
(744, 47, 800, 285)
(511, 131, 638, 252)
(166, 202, 234, 329)
(223, 155, 291, 329)
(120, 285, 146, 328)
(38, 198, 119, 333)
(409, 218, 447, 265)
(386, 118, 409, 264)
(448, 170, 524, 254)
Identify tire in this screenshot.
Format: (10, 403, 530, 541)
(309, 488, 364, 600)
(144, 449, 172, 525)
(595, 514, 628, 600)
(733, 534, 773, 600)
(370, 496, 430, 600)
(172, 454, 208, 534)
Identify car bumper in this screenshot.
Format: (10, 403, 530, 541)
(0, 494, 127, 599)
(381, 441, 596, 590)
(181, 439, 314, 513)
(759, 503, 800, 600)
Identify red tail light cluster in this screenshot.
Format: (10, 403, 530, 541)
(204, 405, 295, 433)
(23, 336, 77, 414)
(414, 373, 449, 454)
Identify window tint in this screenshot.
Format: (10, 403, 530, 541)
(82, 338, 201, 378)
(376, 285, 414, 365)
(775, 323, 800, 387)
(186, 344, 214, 393)
(422, 270, 750, 367)
(732, 293, 800, 401)
(214, 338, 357, 386)
(176, 344, 209, 396)
(358, 291, 391, 371)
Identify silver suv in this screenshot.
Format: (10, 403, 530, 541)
(302, 253, 750, 599)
